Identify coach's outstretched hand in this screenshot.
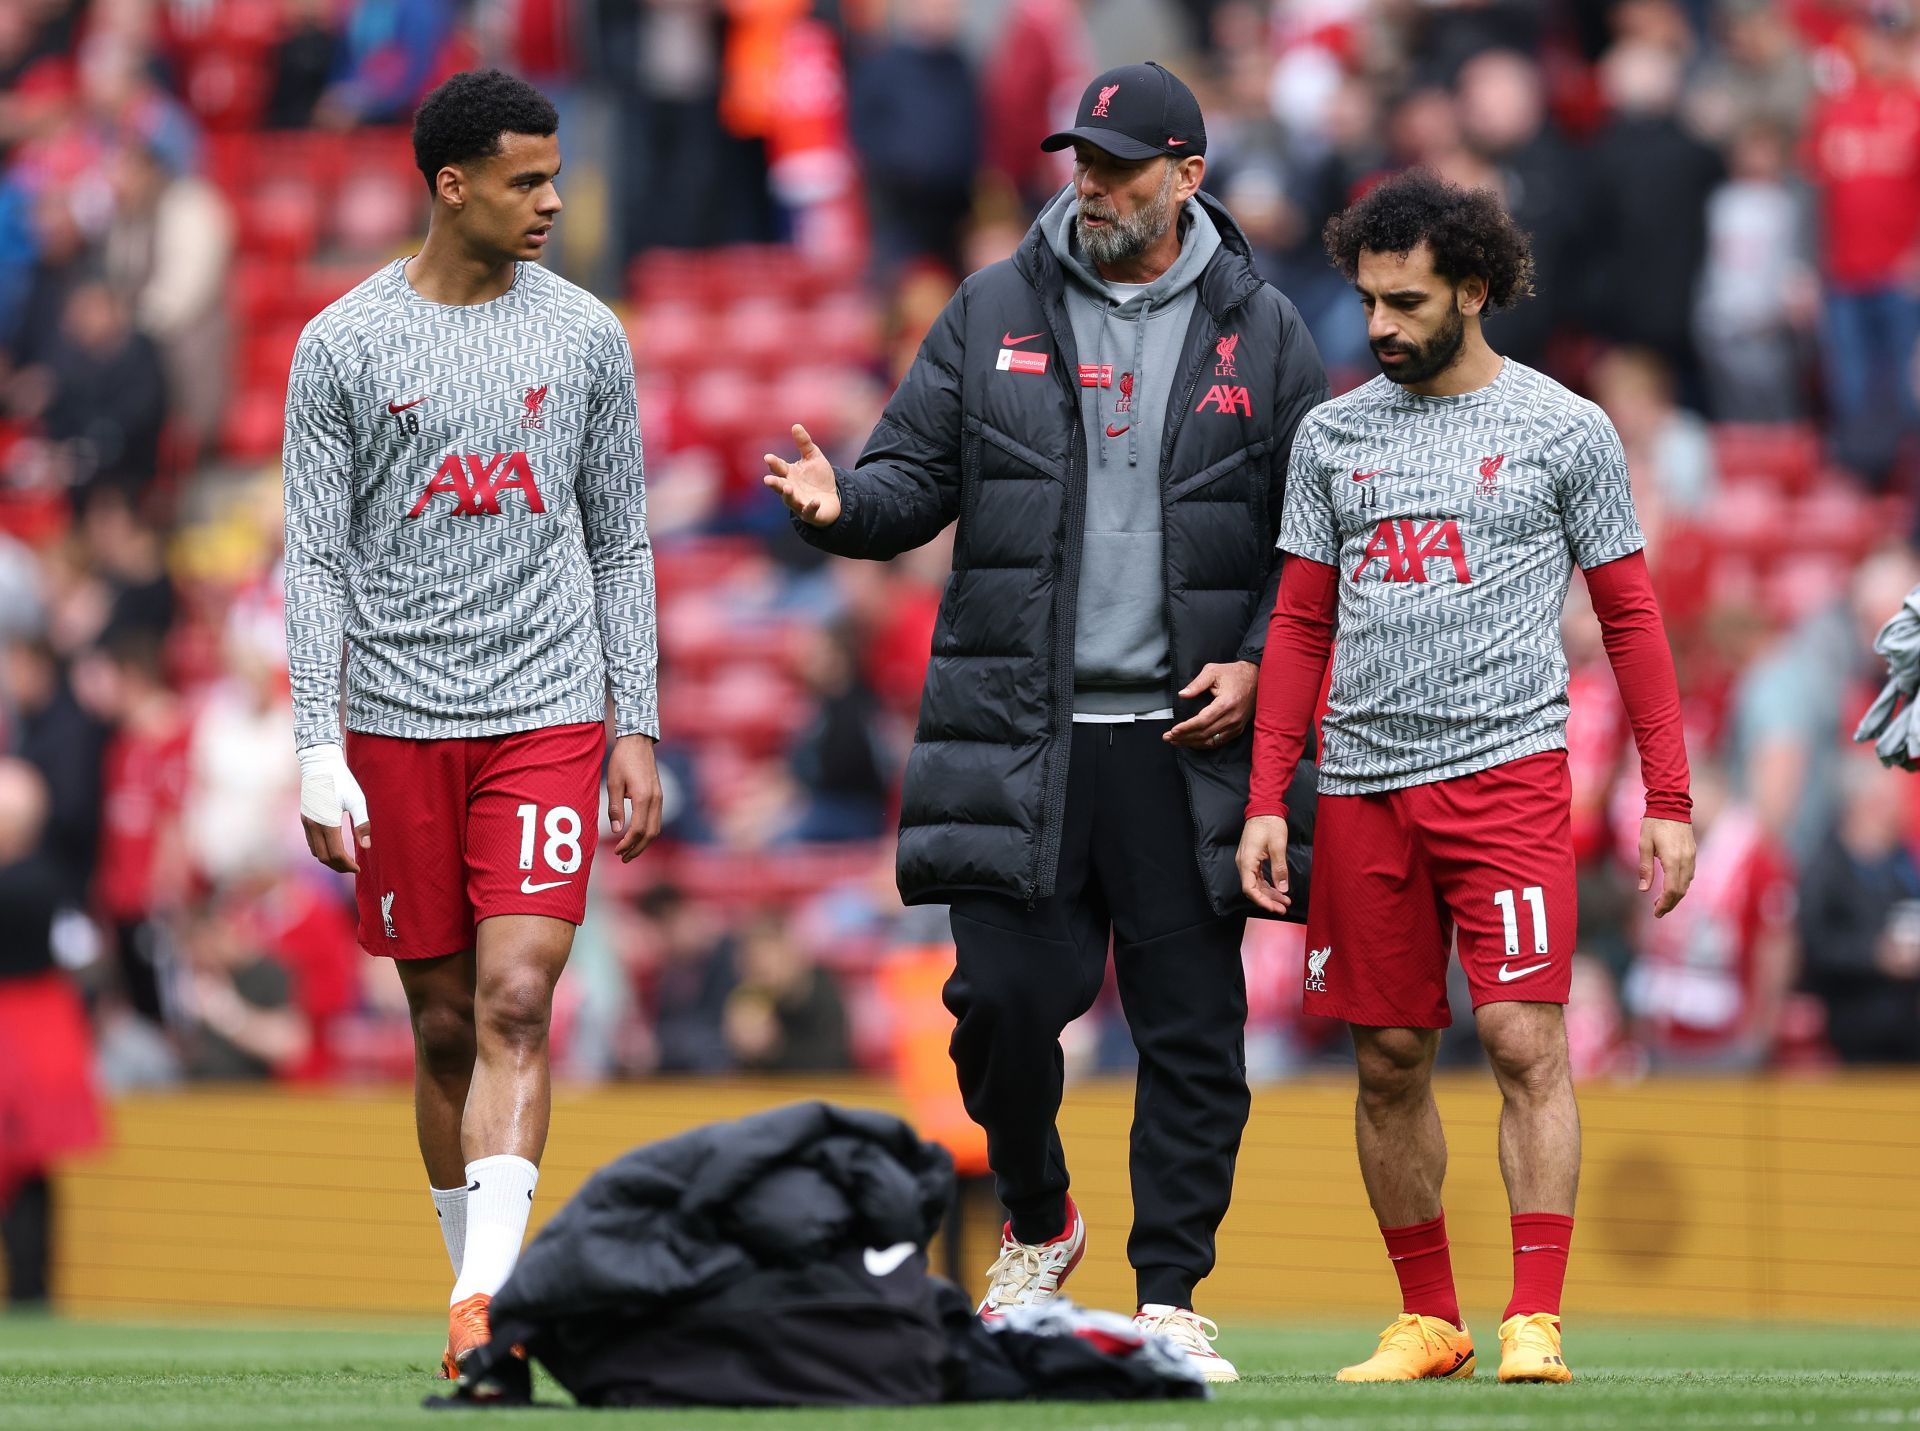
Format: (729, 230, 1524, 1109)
(763, 424, 842, 527)
(1236, 814, 1292, 915)
(1641, 816, 1696, 918)
(608, 733, 663, 863)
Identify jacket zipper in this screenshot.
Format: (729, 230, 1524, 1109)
(1158, 290, 1254, 916)
(1029, 285, 1086, 907)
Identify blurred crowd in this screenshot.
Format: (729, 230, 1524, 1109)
(0, 0, 1918, 1179)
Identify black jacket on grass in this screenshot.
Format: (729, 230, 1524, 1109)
(463, 1102, 1207, 1408)
(797, 189, 1327, 914)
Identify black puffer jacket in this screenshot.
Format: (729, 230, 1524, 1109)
(800, 190, 1327, 915)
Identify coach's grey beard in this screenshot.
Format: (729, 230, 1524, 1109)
(1076, 162, 1179, 268)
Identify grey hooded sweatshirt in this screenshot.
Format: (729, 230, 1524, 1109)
(1041, 185, 1223, 716)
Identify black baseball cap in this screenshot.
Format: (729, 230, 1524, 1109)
(1041, 61, 1207, 161)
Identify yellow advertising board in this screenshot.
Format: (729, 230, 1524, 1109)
(43, 1074, 1920, 1323)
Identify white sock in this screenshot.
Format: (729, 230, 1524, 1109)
(449, 1154, 538, 1304)
(430, 1184, 468, 1276)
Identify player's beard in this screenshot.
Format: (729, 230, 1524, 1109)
(1374, 304, 1467, 386)
(1076, 162, 1179, 267)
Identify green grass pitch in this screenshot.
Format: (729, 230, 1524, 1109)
(3, 1316, 1917, 1429)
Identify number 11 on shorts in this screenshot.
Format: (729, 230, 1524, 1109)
(516, 802, 583, 874)
(1493, 885, 1548, 958)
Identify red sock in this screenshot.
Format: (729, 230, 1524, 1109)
(1506, 1213, 1575, 1319)
(1380, 1212, 1461, 1328)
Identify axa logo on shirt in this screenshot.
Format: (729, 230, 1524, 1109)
(406, 452, 547, 518)
(1352, 519, 1473, 584)
(1195, 384, 1251, 416)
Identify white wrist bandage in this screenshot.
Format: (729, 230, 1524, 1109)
(297, 742, 369, 829)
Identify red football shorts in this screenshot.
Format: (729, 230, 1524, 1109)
(1302, 749, 1576, 1027)
(343, 722, 605, 959)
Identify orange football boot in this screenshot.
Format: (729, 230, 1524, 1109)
(440, 1292, 492, 1380)
(1336, 1313, 1476, 1382)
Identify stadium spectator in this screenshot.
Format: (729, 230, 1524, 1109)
(609, 0, 776, 253)
(1583, 40, 1724, 392)
(1693, 120, 1818, 421)
(0, 756, 100, 1306)
(1796, 754, 1920, 1063)
(778, 622, 890, 844)
(1, 631, 107, 897)
(1454, 49, 1583, 371)
(721, 911, 851, 1073)
(635, 883, 737, 1075)
(175, 893, 312, 1081)
(90, 626, 190, 1025)
(103, 135, 232, 449)
(1729, 546, 1920, 863)
(26, 278, 167, 504)
(182, 613, 297, 887)
(1686, 0, 1815, 145)
(315, 0, 459, 129)
(1624, 761, 1796, 1070)
(1565, 955, 1644, 1083)
(848, 0, 979, 280)
(1590, 346, 1719, 549)
(77, 482, 176, 648)
(978, 0, 1090, 209)
(1804, 5, 1920, 482)
(1, 184, 89, 372)
(266, 0, 345, 130)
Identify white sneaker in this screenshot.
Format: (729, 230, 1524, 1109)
(976, 1196, 1086, 1321)
(1134, 1303, 1239, 1383)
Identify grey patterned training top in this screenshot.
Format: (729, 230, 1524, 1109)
(1278, 358, 1644, 794)
(282, 258, 657, 751)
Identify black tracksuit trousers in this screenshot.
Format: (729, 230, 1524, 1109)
(943, 718, 1250, 1310)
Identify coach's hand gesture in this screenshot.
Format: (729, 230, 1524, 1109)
(763, 424, 842, 527)
(1236, 815, 1292, 915)
(1166, 660, 1259, 749)
(1641, 816, 1696, 918)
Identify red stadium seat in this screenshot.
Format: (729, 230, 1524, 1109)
(808, 291, 883, 368)
(243, 324, 305, 390)
(220, 387, 286, 462)
(238, 175, 323, 262)
(1712, 423, 1821, 494)
(630, 303, 712, 380)
(654, 537, 764, 598)
(719, 296, 798, 375)
(658, 668, 808, 756)
(231, 261, 306, 329)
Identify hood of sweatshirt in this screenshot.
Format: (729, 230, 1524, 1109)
(1040, 183, 1222, 469)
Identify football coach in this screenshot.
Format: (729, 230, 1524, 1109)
(764, 61, 1326, 1378)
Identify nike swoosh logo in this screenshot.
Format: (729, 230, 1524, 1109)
(1105, 423, 1131, 438)
(863, 1241, 916, 1277)
(1498, 961, 1552, 982)
(387, 398, 425, 413)
(521, 876, 571, 894)
(467, 1179, 480, 1191)
(1167, 138, 1189, 147)
(1517, 1244, 1566, 1254)
(1002, 331, 1043, 346)
(1352, 469, 1382, 482)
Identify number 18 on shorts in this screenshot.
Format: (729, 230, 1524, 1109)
(344, 722, 606, 958)
(1302, 750, 1578, 1028)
